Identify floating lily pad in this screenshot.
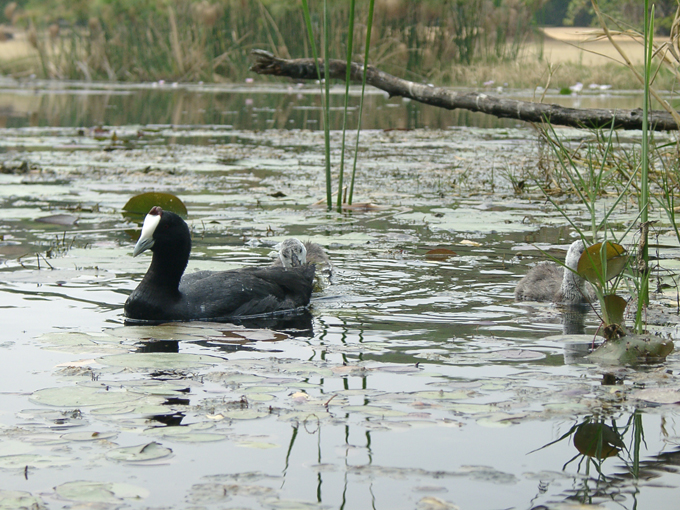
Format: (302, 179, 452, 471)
(35, 214, 79, 226)
(0, 490, 45, 510)
(577, 241, 627, 283)
(247, 393, 275, 402)
(0, 454, 71, 470)
(588, 334, 674, 364)
(632, 388, 680, 404)
(30, 386, 141, 407)
(106, 325, 220, 341)
(342, 405, 408, 417)
(122, 192, 187, 220)
(489, 349, 545, 360)
(60, 431, 117, 441)
(96, 352, 226, 370)
(243, 386, 281, 394)
(416, 496, 458, 510)
(236, 441, 280, 449)
(221, 409, 270, 420)
(125, 380, 198, 396)
(145, 427, 228, 442)
(106, 442, 172, 462)
(54, 481, 149, 503)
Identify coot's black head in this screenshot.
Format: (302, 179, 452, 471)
(132, 206, 191, 270)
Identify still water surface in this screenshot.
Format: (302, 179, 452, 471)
(0, 82, 678, 509)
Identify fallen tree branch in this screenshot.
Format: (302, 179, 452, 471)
(250, 50, 679, 131)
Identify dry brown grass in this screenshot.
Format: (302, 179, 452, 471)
(0, 25, 671, 90)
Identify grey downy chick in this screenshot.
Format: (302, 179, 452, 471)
(515, 240, 596, 304)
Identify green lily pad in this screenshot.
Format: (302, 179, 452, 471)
(632, 388, 680, 404)
(60, 431, 117, 441)
(122, 192, 187, 220)
(409, 391, 471, 401)
(30, 386, 141, 407)
(588, 334, 674, 364)
(0, 490, 45, 510)
(236, 441, 280, 449)
(154, 431, 227, 443)
(342, 405, 408, 417)
(106, 442, 172, 462)
(55, 481, 149, 503)
(96, 352, 226, 370)
(106, 325, 221, 341)
(0, 454, 71, 469)
(221, 409, 270, 420)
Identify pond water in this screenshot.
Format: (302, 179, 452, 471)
(1, 82, 680, 510)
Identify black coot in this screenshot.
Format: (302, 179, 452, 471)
(124, 207, 315, 322)
(515, 240, 596, 304)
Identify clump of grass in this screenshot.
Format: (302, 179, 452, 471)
(4, 0, 546, 83)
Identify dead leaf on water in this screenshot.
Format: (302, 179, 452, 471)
(425, 248, 456, 260)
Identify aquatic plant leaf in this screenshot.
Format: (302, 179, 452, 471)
(30, 386, 141, 407)
(416, 496, 458, 510)
(409, 391, 471, 400)
(60, 431, 117, 441)
(573, 423, 623, 459)
(126, 380, 198, 396)
(96, 352, 226, 370)
(632, 388, 680, 404)
(0, 454, 71, 469)
(236, 441, 280, 449)
(106, 442, 172, 462)
(490, 349, 545, 360)
(243, 386, 281, 394)
(221, 409, 270, 420)
(603, 294, 627, 326)
(342, 405, 408, 417)
(35, 214, 78, 225)
(0, 490, 45, 510)
(247, 393, 275, 402)
(122, 192, 187, 220)
(146, 430, 227, 443)
(106, 324, 221, 341)
(577, 242, 627, 282)
(55, 481, 149, 502)
(588, 335, 674, 364)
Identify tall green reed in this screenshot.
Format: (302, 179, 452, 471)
(636, 0, 653, 330)
(348, 0, 375, 206)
